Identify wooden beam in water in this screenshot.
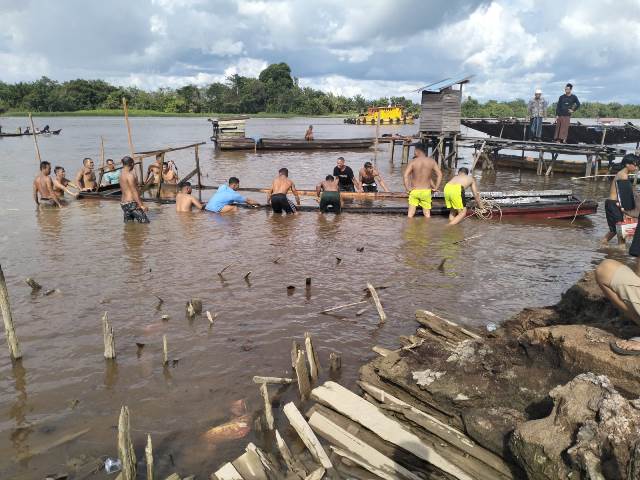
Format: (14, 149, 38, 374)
(0, 264, 21, 360)
(135, 142, 206, 158)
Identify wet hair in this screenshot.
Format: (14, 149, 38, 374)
(325, 175, 334, 181)
(414, 144, 427, 156)
(122, 156, 134, 167)
(163, 161, 169, 167)
(621, 154, 638, 168)
(181, 182, 192, 190)
(337, 157, 345, 161)
(54, 166, 64, 174)
(308, 125, 313, 129)
(228, 176, 240, 185)
(106, 158, 114, 164)
(83, 157, 92, 166)
(458, 167, 469, 174)
(40, 161, 51, 171)
(566, 83, 573, 89)
(279, 168, 288, 176)
(364, 161, 373, 168)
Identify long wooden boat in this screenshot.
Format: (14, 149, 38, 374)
(0, 129, 62, 138)
(215, 137, 375, 151)
(462, 118, 640, 145)
(77, 186, 596, 219)
(491, 154, 603, 175)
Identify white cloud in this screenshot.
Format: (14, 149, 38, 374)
(206, 39, 245, 57)
(328, 47, 373, 63)
(223, 57, 268, 78)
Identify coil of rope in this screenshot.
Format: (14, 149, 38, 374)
(470, 197, 503, 221)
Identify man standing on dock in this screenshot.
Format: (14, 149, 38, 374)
(267, 168, 300, 214)
(601, 155, 638, 245)
(553, 83, 580, 143)
(403, 144, 442, 218)
(333, 157, 361, 192)
(527, 89, 548, 141)
(120, 156, 149, 223)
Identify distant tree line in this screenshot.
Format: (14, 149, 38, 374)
(1, 63, 639, 118)
(0, 62, 417, 116)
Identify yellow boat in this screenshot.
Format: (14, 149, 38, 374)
(345, 105, 415, 125)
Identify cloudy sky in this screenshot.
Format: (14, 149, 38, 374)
(1, 0, 639, 102)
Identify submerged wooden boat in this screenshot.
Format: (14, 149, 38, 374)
(0, 128, 62, 138)
(462, 118, 640, 145)
(491, 154, 601, 175)
(215, 137, 375, 151)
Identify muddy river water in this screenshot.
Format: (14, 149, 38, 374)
(0, 116, 626, 478)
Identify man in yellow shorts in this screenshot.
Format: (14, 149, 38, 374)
(403, 144, 442, 218)
(444, 167, 483, 225)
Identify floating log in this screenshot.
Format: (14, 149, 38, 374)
(321, 300, 368, 314)
(118, 406, 136, 480)
(214, 463, 243, 480)
(0, 264, 21, 360)
(305, 332, 320, 382)
(163, 335, 168, 366)
(146, 434, 153, 480)
(275, 429, 308, 479)
(329, 352, 342, 371)
(252, 376, 294, 385)
(102, 312, 116, 360)
(25, 277, 42, 291)
(366, 283, 386, 323)
(259, 382, 274, 430)
(311, 381, 473, 480)
(283, 402, 333, 469)
(295, 350, 312, 401)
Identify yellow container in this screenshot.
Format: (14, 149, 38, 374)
(346, 106, 415, 125)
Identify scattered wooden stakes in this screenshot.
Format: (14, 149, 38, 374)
(102, 312, 116, 360)
(25, 277, 42, 291)
(0, 264, 22, 360)
(366, 283, 387, 323)
(259, 382, 275, 430)
(163, 335, 169, 366)
(145, 434, 154, 480)
(117, 406, 136, 480)
(206, 310, 217, 326)
(329, 352, 342, 372)
(218, 264, 232, 278)
(305, 332, 321, 383)
(283, 402, 333, 469)
(294, 349, 312, 401)
(186, 298, 202, 318)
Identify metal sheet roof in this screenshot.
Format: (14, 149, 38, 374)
(417, 75, 473, 93)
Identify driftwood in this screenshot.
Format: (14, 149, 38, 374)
(305, 332, 320, 382)
(308, 411, 422, 480)
(218, 264, 233, 277)
(186, 298, 202, 317)
(275, 429, 308, 479)
(214, 462, 243, 480)
(366, 283, 386, 323)
(25, 277, 42, 291)
(371, 346, 396, 357)
(311, 382, 473, 480)
(355, 307, 369, 316)
(291, 341, 301, 369)
(232, 450, 268, 480)
(118, 406, 136, 480)
(304, 467, 325, 480)
(164, 475, 180, 480)
(415, 310, 480, 343)
(0, 264, 21, 359)
(163, 335, 168, 366)
(283, 402, 333, 469)
(329, 352, 341, 371)
(245, 443, 283, 480)
(294, 350, 312, 401)
(321, 300, 368, 314)
(207, 311, 216, 325)
(102, 312, 116, 359)
(259, 382, 275, 430)
(15, 427, 90, 461)
(252, 376, 294, 385)
(146, 434, 154, 480)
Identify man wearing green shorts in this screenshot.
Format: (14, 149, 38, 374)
(444, 167, 483, 226)
(316, 175, 342, 213)
(403, 144, 442, 218)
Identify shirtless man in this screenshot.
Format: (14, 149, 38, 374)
(602, 155, 638, 245)
(162, 162, 179, 185)
(120, 156, 149, 223)
(403, 144, 442, 218)
(316, 174, 342, 213)
(443, 167, 483, 226)
(52, 166, 79, 198)
(145, 154, 163, 185)
(74, 158, 97, 191)
(267, 168, 301, 214)
(175, 182, 204, 212)
(33, 161, 62, 207)
(305, 125, 314, 141)
(359, 161, 389, 192)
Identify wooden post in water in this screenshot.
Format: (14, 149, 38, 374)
(195, 144, 202, 202)
(367, 283, 387, 323)
(162, 335, 168, 366)
(118, 406, 137, 480)
(304, 332, 320, 383)
(294, 349, 311, 401)
(28, 114, 42, 164)
(102, 312, 116, 360)
(97, 136, 106, 187)
(0, 264, 21, 360)
(122, 98, 143, 185)
(388, 140, 395, 163)
(585, 154, 593, 179)
(329, 352, 342, 371)
(401, 141, 410, 164)
(374, 111, 380, 166)
(156, 153, 164, 199)
(145, 434, 153, 480)
(537, 150, 544, 176)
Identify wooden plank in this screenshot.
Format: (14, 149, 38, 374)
(415, 310, 480, 341)
(367, 283, 386, 323)
(283, 402, 333, 469)
(295, 350, 312, 401)
(275, 429, 308, 479)
(311, 382, 474, 480)
(259, 382, 274, 430)
(303, 468, 325, 480)
(214, 462, 244, 480)
(246, 442, 284, 480)
(308, 411, 422, 480)
(232, 451, 268, 480)
(305, 332, 320, 382)
(135, 142, 206, 158)
(252, 376, 295, 385)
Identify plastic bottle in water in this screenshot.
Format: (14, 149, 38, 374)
(104, 458, 122, 474)
(486, 322, 497, 332)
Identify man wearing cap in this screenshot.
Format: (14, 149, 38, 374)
(527, 89, 548, 141)
(553, 83, 580, 143)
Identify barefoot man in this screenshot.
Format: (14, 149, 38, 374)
(120, 156, 149, 223)
(444, 167, 483, 225)
(33, 161, 62, 207)
(267, 168, 300, 214)
(403, 144, 442, 218)
(176, 182, 204, 212)
(74, 157, 97, 191)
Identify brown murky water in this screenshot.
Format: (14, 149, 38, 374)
(0, 116, 625, 478)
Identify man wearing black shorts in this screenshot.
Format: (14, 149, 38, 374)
(267, 168, 300, 214)
(602, 155, 638, 245)
(333, 157, 361, 192)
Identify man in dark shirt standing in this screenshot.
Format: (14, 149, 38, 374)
(554, 83, 580, 143)
(332, 157, 362, 192)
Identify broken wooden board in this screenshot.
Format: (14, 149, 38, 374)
(311, 381, 473, 480)
(275, 429, 308, 479)
(246, 442, 284, 480)
(232, 450, 268, 480)
(295, 350, 312, 401)
(214, 462, 244, 480)
(303, 467, 325, 480)
(283, 402, 332, 469)
(415, 310, 480, 343)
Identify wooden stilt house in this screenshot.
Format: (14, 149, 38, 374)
(418, 75, 473, 135)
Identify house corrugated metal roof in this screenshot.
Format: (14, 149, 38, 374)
(417, 75, 473, 93)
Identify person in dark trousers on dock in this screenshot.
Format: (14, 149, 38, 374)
(333, 157, 361, 192)
(553, 83, 580, 143)
(601, 155, 638, 245)
(527, 89, 547, 141)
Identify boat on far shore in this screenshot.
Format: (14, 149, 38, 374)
(0, 128, 62, 138)
(216, 137, 375, 151)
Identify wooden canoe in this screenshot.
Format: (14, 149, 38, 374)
(0, 128, 62, 138)
(215, 137, 375, 151)
(492, 154, 606, 175)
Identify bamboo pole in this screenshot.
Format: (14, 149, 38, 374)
(102, 312, 116, 359)
(0, 264, 21, 360)
(122, 98, 143, 184)
(367, 283, 386, 323)
(145, 434, 153, 480)
(195, 144, 202, 202)
(374, 111, 380, 165)
(28, 114, 42, 164)
(118, 406, 136, 480)
(162, 335, 168, 366)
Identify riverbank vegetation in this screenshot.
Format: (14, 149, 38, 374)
(1, 62, 639, 119)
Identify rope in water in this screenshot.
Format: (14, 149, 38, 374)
(570, 198, 588, 224)
(471, 197, 503, 222)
